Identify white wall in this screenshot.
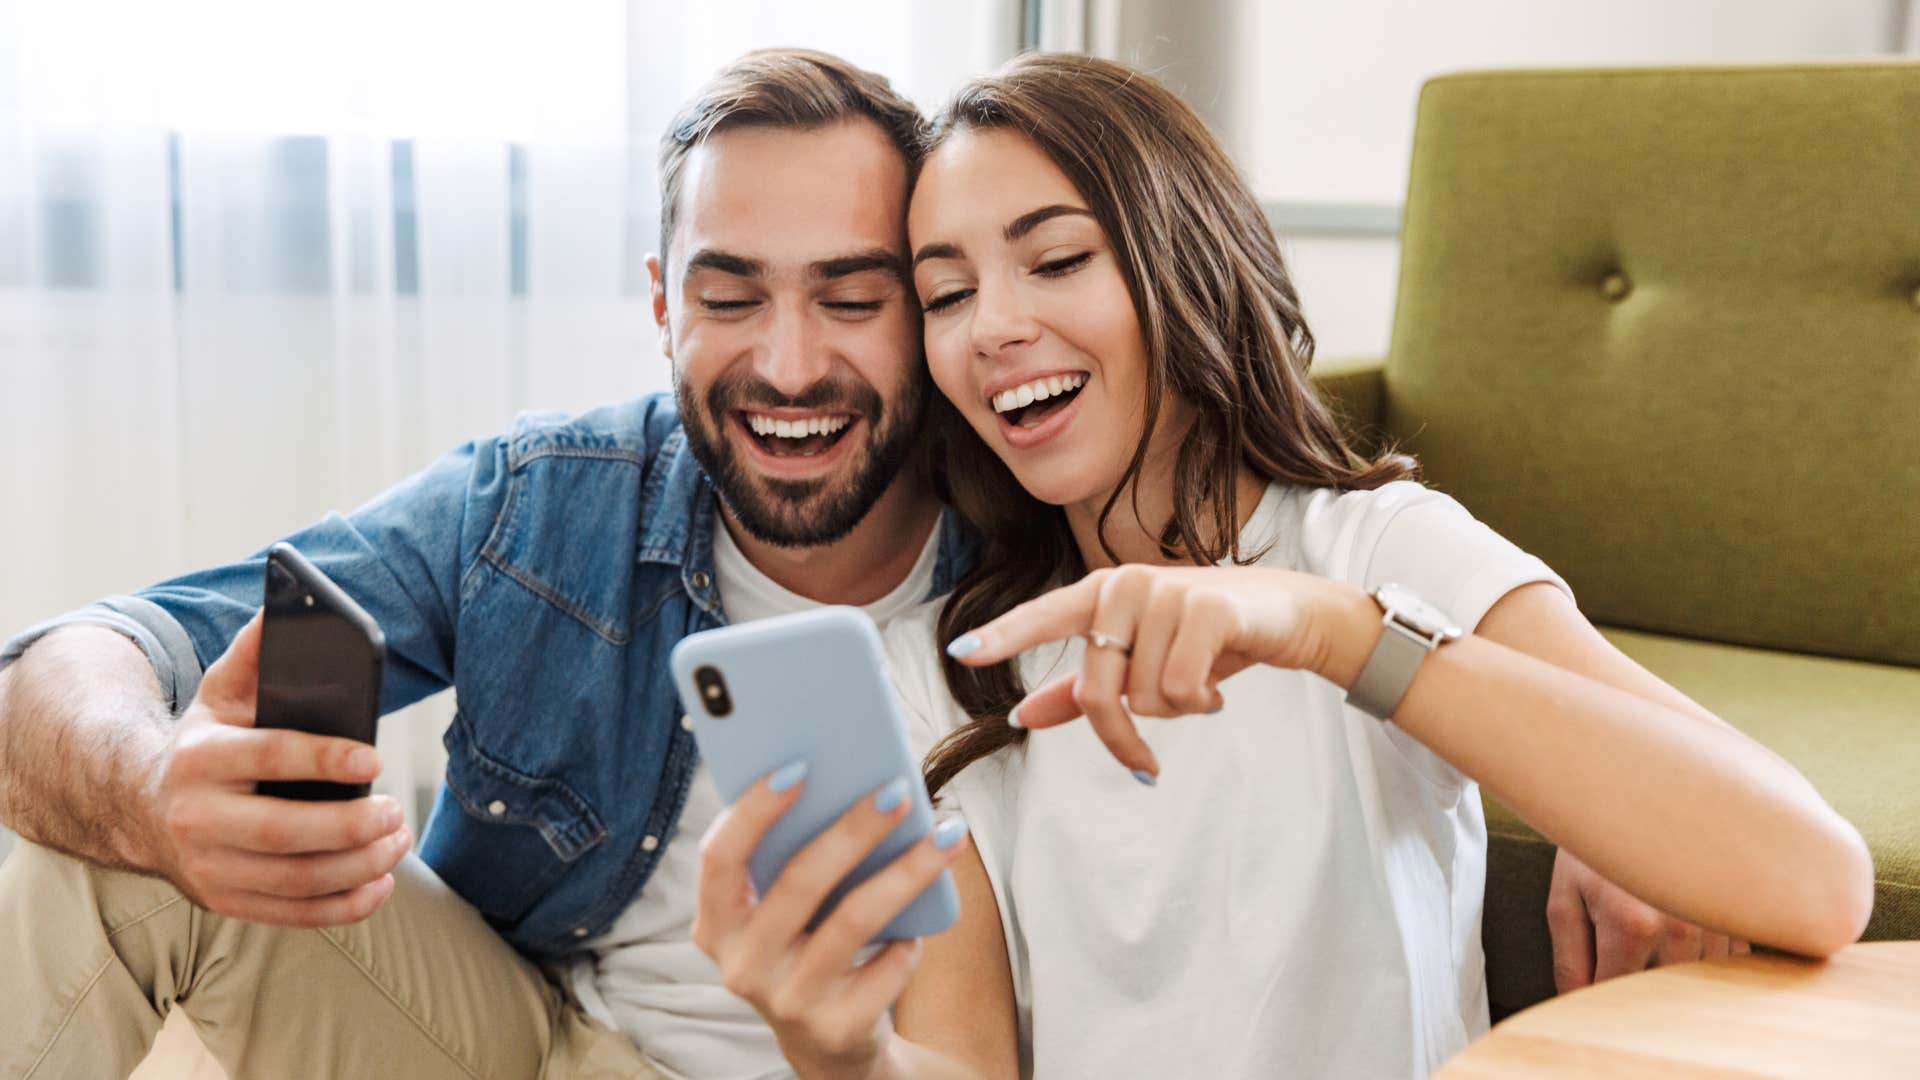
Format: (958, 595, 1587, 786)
(1092, 0, 1911, 359)
(0, 1, 1020, 856)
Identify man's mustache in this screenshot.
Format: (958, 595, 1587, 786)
(706, 373, 884, 419)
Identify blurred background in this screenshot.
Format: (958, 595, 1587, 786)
(2, 0, 1917, 849)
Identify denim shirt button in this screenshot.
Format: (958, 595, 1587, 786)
(680, 714, 694, 731)
(573, 927, 590, 939)
(641, 834, 660, 852)
(487, 800, 507, 817)
(690, 570, 712, 590)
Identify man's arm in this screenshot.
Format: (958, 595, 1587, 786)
(0, 625, 174, 872)
(0, 615, 407, 925)
(0, 423, 525, 922)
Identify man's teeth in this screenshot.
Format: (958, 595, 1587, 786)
(991, 373, 1086, 415)
(746, 414, 853, 439)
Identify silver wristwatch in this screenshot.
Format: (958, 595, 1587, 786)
(1345, 583, 1463, 720)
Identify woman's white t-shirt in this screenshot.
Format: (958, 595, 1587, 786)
(882, 482, 1569, 1080)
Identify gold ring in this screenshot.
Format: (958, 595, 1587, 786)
(1087, 631, 1133, 656)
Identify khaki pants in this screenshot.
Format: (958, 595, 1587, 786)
(0, 841, 665, 1080)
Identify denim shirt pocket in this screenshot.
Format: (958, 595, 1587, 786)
(422, 709, 610, 928)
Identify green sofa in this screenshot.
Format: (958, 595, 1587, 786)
(1310, 61, 1920, 1020)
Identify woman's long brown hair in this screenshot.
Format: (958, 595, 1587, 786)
(920, 53, 1419, 798)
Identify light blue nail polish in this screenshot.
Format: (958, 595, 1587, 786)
(874, 777, 910, 812)
(1130, 769, 1158, 787)
(1205, 703, 1224, 715)
(1007, 707, 1024, 729)
(932, 816, 970, 849)
(768, 761, 808, 793)
(945, 633, 983, 659)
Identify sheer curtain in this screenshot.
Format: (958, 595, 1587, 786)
(0, 0, 1019, 837)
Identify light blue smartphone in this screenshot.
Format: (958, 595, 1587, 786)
(670, 606, 959, 942)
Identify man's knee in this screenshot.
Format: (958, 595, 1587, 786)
(0, 838, 187, 936)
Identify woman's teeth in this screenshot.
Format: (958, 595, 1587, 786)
(745, 414, 852, 439)
(991, 373, 1086, 414)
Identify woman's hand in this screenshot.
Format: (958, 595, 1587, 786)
(693, 764, 971, 1080)
(945, 565, 1372, 779)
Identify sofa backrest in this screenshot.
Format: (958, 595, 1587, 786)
(1385, 62, 1920, 667)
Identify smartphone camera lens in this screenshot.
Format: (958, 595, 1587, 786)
(693, 665, 732, 717)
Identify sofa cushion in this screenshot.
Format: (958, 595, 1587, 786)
(1386, 63, 1920, 668)
(1482, 626, 1920, 1018)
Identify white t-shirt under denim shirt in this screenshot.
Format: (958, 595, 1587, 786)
(565, 514, 942, 1080)
(883, 482, 1570, 1080)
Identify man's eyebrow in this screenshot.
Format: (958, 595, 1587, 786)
(1005, 204, 1095, 241)
(811, 249, 908, 282)
(684, 249, 764, 278)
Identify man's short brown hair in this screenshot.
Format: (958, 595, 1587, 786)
(657, 48, 928, 264)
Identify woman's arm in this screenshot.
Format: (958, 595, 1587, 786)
(1320, 579, 1873, 957)
(950, 566, 1875, 959)
(892, 841, 1020, 1079)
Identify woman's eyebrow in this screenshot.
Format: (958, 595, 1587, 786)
(911, 205, 1096, 269)
(1004, 204, 1094, 241)
(912, 241, 962, 268)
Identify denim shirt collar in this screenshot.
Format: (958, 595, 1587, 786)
(635, 427, 980, 619)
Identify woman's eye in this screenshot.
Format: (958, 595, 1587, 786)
(700, 299, 757, 313)
(1035, 252, 1092, 277)
(922, 288, 974, 315)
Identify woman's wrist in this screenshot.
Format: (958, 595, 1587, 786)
(1303, 578, 1384, 690)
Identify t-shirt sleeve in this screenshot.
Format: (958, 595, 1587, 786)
(1355, 482, 1573, 632)
(1310, 481, 1576, 797)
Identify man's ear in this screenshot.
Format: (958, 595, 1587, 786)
(646, 252, 672, 360)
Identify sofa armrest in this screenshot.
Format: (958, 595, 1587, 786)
(1309, 355, 1386, 451)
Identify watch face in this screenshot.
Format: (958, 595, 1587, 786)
(1375, 583, 1462, 637)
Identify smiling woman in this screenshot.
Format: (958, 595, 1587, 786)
(863, 52, 1878, 1080)
(906, 61, 1417, 795)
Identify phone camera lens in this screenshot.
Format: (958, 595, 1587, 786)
(693, 665, 732, 717)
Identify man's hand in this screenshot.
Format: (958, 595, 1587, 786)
(145, 610, 409, 927)
(1546, 846, 1750, 993)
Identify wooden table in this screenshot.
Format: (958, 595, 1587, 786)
(1436, 941, 1920, 1078)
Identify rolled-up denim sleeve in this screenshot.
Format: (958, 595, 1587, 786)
(1, 435, 510, 718)
(0, 595, 204, 711)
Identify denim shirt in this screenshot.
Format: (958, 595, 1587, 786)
(0, 393, 976, 958)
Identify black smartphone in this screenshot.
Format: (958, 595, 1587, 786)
(255, 542, 387, 801)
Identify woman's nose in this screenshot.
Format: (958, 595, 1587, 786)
(968, 279, 1041, 360)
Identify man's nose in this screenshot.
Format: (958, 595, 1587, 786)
(755, 303, 832, 398)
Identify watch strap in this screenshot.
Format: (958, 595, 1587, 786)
(1347, 620, 1430, 720)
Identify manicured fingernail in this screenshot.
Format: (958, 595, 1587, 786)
(1130, 769, 1158, 787)
(382, 801, 405, 829)
(945, 633, 983, 659)
(768, 761, 808, 793)
(1205, 702, 1224, 715)
(874, 777, 910, 813)
(350, 747, 379, 775)
(932, 816, 970, 849)
(1006, 707, 1023, 729)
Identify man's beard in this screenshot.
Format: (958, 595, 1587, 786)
(676, 364, 927, 549)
